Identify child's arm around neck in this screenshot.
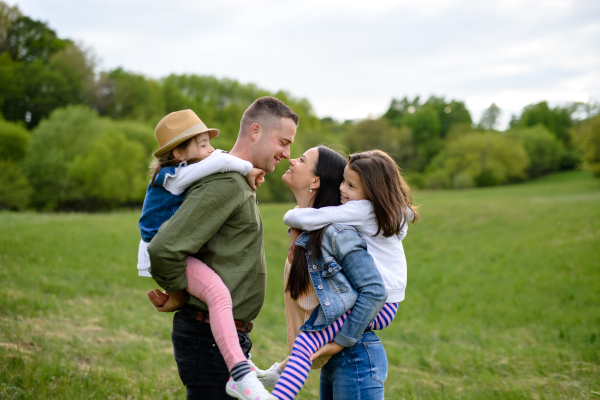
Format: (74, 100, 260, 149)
(164, 150, 253, 195)
(283, 199, 372, 231)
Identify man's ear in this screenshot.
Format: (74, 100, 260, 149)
(250, 123, 262, 141)
(311, 177, 320, 190)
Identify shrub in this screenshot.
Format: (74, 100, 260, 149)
(70, 130, 148, 206)
(572, 115, 600, 178)
(425, 169, 451, 190)
(0, 119, 32, 210)
(0, 118, 30, 162)
(0, 160, 32, 210)
(24, 105, 111, 209)
(507, 125, 564, 178)
(427, 131, 528, 188)
(24, 105, 155, 210)
(403, 171, 426, 190)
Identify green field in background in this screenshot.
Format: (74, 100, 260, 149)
(1, 170, 599, 399)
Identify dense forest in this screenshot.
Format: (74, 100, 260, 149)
(1, 1, 599, 211)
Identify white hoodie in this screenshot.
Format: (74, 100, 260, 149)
(283, 199, 414, 303)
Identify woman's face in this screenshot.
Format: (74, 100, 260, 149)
(282, 147, 319, 192)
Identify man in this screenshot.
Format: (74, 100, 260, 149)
(148, 97, 298, 399)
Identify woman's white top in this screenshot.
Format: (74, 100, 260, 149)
(283, 200, 413, 303)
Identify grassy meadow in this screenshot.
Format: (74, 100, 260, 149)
(1, 170, 599, 399)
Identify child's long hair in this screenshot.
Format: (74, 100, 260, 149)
(149, 136, 202, 187)
(348, 150, 419, 237)
(286, 146, 347, 300)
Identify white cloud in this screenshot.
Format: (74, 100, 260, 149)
(7, 0, 600, 126)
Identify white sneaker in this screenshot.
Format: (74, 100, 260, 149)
(257, 363, 281, 388)
(225, 370, 276, 400)
(247, 355, 267, 378)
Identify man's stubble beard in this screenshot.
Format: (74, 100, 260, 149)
(251, 139, 276, 173)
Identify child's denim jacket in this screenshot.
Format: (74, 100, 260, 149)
(139, 163, 187, 242)
(297, 223, 387, 347)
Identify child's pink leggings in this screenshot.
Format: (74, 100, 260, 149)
(185, 256, 247, 371)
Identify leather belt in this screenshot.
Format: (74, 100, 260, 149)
(194, 310, 254, 333)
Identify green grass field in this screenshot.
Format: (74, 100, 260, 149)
(1, 170, 599, 399)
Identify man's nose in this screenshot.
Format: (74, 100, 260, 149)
(282, 147, 291, 160)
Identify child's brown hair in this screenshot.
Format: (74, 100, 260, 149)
(149, 136, 203, 187)
(348, 150, 419, 237)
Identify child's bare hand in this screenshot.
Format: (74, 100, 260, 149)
(245, 168, 266, 191)
(147, 289, 182, 312)
(148, 289, 169, 307)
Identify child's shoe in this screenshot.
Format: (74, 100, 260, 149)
(225, 370, 276, 400)
(257, 362, 282, 388)
(247, 354, 267, 378)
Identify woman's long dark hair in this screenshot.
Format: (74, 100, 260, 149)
(286, 146, 347, 300)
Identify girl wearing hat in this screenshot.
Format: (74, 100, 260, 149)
(139, 110, 274, 400)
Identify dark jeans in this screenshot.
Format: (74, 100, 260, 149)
(172, 304, 252, 400)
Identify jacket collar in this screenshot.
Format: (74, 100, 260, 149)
(294, 231, 310, 248)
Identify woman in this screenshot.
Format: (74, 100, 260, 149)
(269, 145, 389, 399)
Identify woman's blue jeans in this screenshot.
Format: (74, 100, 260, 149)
(320, 331, 388, 400)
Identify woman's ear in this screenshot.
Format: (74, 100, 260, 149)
(311, 177, 321, 190)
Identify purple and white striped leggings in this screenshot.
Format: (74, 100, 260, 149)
(271, 302, 399, 400)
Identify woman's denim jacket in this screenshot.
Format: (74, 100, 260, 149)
(297, 223, 387, 348)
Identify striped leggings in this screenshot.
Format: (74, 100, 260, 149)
(271, 302, 399, 400)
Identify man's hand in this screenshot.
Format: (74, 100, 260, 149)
(147, 289, 184, 313)
(310, 341, 344, 361)
(245, 168, 266, 191)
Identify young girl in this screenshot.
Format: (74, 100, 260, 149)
(139, 109, 274, 400)
(265, 149, 418, 400)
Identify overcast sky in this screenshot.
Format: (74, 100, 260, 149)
(9, 0, 600, 128)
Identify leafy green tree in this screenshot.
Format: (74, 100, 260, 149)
(424, 96, 472, 138)
(426, 132, 528, 189)
(571, 115, 600, 178)
(478, 103, 501, 130)
(507, 125, 564, 178)
(5, 16, 68, 63)
(94, 68, 165, 123)
(511, 101, 572, 144)
(343, 118, 414, 169)
(0, 159, 32, 210)
(0, 12, 96, 128)
(24, 105, 112, 209)
(0, 1, 21, 53)
(0, 117, 28, 161)
(0, 118, 32, 209)
(0, 52, 19, 111)
(112, 119, 156, 155)
(383, 96, 471, 171)
(70, 130, 148, 206)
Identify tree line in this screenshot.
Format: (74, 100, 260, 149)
(1, 1, 599, 211)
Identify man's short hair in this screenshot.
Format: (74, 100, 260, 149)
(240, 96, 299, 134)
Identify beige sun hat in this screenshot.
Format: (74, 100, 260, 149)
(153, 110, 220, 157)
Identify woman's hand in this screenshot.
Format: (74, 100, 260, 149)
(310, 342, 344, 361)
